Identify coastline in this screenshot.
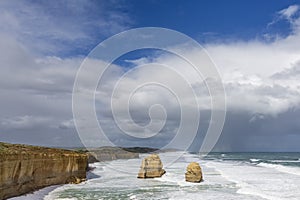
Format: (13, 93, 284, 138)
(7, 151, 300, 199)
(1, 143, 160, 199)
(0, 142, 87, 200)
(9, 185, 62, 200)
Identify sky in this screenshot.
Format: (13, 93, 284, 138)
(1, 0, 300, 152)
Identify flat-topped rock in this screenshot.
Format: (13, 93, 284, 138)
(185, 162, 203, 183)
(137, 154, 165, 178)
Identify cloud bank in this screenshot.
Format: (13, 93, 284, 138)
(0, 3, 300, 151)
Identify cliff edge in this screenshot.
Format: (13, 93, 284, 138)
(0, 142, 88, 200)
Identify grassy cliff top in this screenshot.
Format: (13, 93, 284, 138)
(0, 142, 86, 156)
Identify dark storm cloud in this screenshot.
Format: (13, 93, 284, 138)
(212, 109, 300, 152)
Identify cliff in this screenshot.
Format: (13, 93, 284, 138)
(0, 142, 88, 200)
(87, 146, 139, 163)
(122, 147, 159, 153)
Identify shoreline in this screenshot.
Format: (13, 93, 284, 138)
(9, 156, 139, 200)
(1, 143, 164, 199)
(9, 151, 300, 199)
(9, 185, 62, 200)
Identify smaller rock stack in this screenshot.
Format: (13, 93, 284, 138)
(185, 162, 203, 183)
(137, 154, 166, 178)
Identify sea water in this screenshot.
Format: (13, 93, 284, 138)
(14, 152, 300, 200)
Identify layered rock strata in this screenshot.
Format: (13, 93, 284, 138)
(0, 142, 87, 200)
(185, 162, 203, 183)
(137, 154, 165, 178)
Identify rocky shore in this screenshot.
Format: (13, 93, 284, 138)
(0, 142, 88, 200)
(0, 142, 176, 199)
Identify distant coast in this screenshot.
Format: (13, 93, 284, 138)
(85, 146, 163, 163)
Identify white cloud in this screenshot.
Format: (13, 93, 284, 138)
(104, 31, 300, 117)
(41, 9, 300, 150)
(59, 119, 75, 129)
(278, 5, 299, 20)
(203, 20, 300, 116)
(0, 1, 131, 55)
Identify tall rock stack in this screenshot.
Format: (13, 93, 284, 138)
(137, 154, 166, 178)
(185, 162, 203, 183)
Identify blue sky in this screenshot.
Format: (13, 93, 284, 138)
(128, 0, 297, 41)
(67, 0, 300, 55)
(1, 1, 300, 151)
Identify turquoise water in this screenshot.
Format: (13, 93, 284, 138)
(14, 152, 300, 200)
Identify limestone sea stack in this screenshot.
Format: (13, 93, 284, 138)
(137, 154, 166, 178)
(185, 162, 203, 183)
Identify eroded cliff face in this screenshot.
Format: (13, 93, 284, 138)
(0, 142, 88, 200)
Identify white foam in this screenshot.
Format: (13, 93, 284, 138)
(10, 185, 60, 200)
(206, 160, 300, 200)
(129, 194, 137, 200)
(250, 159, 260, 162)
(236, 182, 282, 200)
(54, 199, 77, 200)
(257, 162, 300, 176)
(41, 153, 300, 200)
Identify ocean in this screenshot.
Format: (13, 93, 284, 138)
(12, 152, 300, 200)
